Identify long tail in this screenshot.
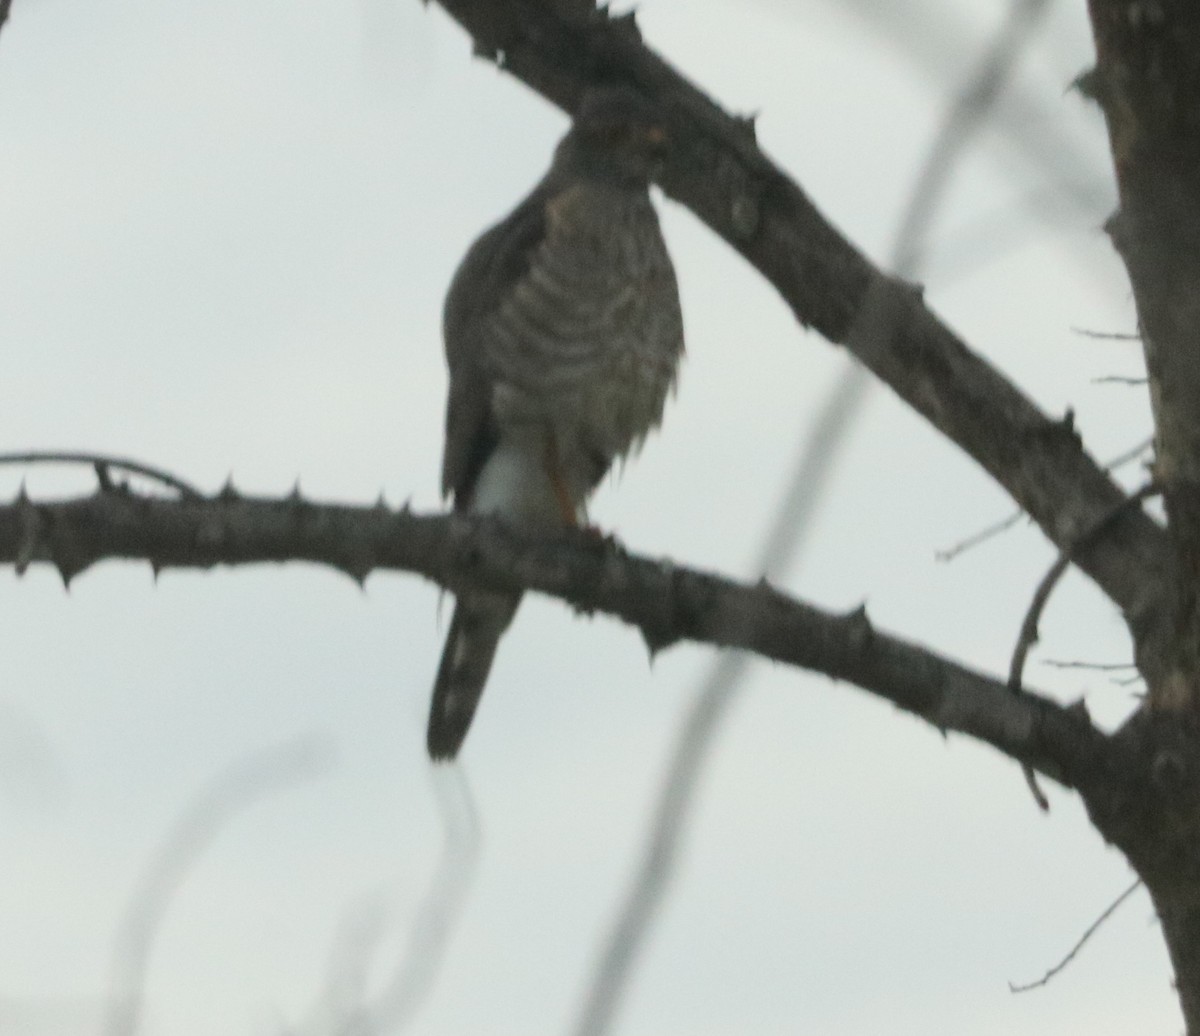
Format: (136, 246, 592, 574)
(426, 591, 520, 760)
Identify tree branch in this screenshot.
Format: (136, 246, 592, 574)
(0, 483, 1108, 785)
(1082, 7, 1200, 1027)
(1085, 0, 1200, 713)
(425, 0, 1169, 667)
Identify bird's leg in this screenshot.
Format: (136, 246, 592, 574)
(543, 434, 611, 542)
(543, 433, 580, 528)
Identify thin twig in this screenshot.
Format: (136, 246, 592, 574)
(1009, 481, 1159, 698)
(1008, 482, 1159, 809)
(1102, 436, 1154, 473)
(1071, 327, 1142, 341)
(0, 451, 203, 498)
(936, 435, 1153, 564)
(1009, 878, 1142, 992)
(1091, 375, 1148, 386)
(1041, 659, 1136, 672)
(937, 509, 1026, 562)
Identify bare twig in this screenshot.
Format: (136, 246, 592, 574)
(1072, 327, 1142, 341)
(1008, 483, 1159, 808)
(1102, 436, 1154, 473)
(104, 737, 332, 1036)
(936, 436, 1154, 564)
(1042, 659, 1136, 672)
(1009, 878, 1142, 993)
(937, 509, 1027, 562)
(1009, 481, 1159, 701)
(0, 451, 203, 498)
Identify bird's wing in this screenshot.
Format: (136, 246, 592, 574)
(440, 186, 550, 504)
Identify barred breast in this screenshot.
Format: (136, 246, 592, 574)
(483, 181, 684, 501)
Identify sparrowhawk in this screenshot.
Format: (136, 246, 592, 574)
(426, 86, 685, 759)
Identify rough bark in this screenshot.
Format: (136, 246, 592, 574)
(1083, 3, 1200, 1028)
(0, 482, 1108, 785)
(1086, 1, 1200, 708)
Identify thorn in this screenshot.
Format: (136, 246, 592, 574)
(734, 111, 758, 142)
(641, 628, 661, 663)
(1071, 67, 1103, 103)
(401, 496, 413, 514)
(1066, 697, 1092, 722)
(94, 461, 114, 492)
(611, 8, 641, 39)
(472, 39, 500, 62)
(374, 491, 389, 513)
(340, 563, 370, 590)
(288, 478, 302, 502)
(1060, 408, 1076, 434)
(55, 560, 77, 592)
(14, 485, 38, 576)
(639, 624, 677, 659)
(843, 603, 873, 649)
(1104, 210, 1128, 252)
(219, 475, 239, 501)
(150, 559, 163, 584)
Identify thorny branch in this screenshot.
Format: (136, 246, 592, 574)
(0, 481, 1108, 787)
(426, 0, 1169, 664)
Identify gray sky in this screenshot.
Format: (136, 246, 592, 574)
(0, 0, 1173, 1033)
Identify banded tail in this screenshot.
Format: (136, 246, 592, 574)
(426, 591, 520, 759)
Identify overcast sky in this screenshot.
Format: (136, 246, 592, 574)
(0, 1, 1175, 1034)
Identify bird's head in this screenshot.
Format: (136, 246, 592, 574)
(555, 85, 669, 187)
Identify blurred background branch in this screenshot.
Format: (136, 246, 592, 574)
(104, 737, 332, 1036)
(572, 3, 1056, 1030)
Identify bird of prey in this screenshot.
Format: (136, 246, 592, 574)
(426, 86, 685, 759)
